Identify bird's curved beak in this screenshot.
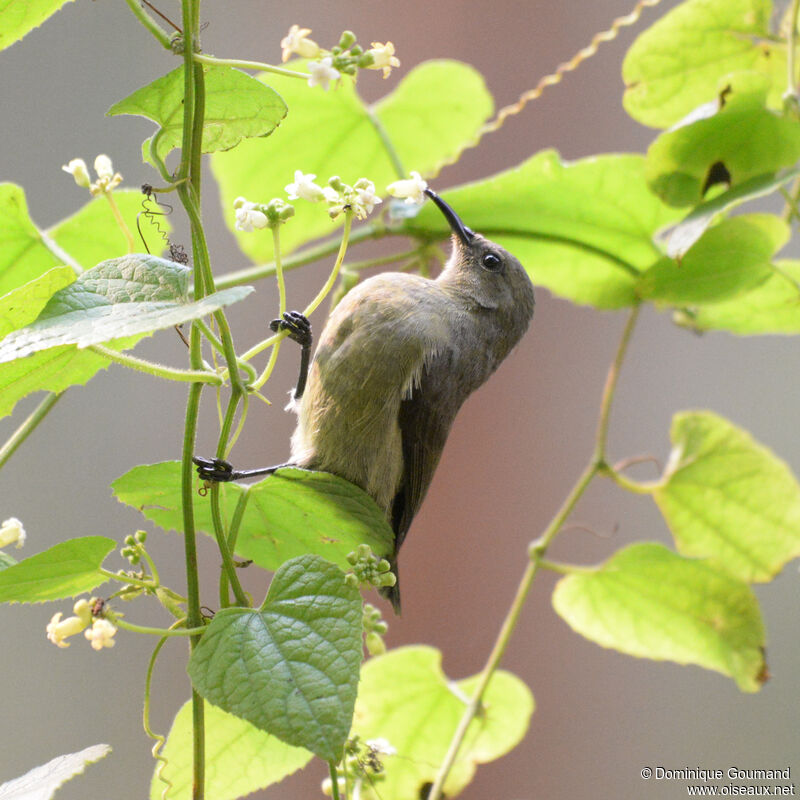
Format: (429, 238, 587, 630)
(424, 188, 474, 246)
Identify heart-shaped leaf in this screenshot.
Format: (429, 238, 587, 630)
(552, 543, 766, 692)
(187, 554, 362, 761)
(111, 461, 393, 570)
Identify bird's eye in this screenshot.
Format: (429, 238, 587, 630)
(481, 252, 502, 271)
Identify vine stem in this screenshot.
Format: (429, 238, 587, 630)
(88, 344, 223, 384)
(427, 305, 642, 800)
(193, 53, 311, 80)
(328, 761, 342, 800)
(786, 0, 800, 99)
(121, 0, 172, 48)
(103, 192, 136, 253)
(113, 617, 206, 637)
(247, 211, 354, 376)
(209, 220, 391, 293)
(177, 4, 205, 798)
(0, 392, 61, 471)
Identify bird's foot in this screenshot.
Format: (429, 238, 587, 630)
(192, 456, 236, 482)
(270, 311, 312, 348)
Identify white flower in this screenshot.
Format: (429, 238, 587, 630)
(285, 170, 326, 202)
(353, 178, 382, 218)
(94, 154, 114, 180)
(46, 599, 92, 649)
(386, 171, 428, 205)
(62, 158, 91, 189)
(308, 57, 340, 91)
(86, 154, 122, 195)
(321, 186, 341, 204)
(280, 24, 320, 62)
(0, 517, 26, 549)
(366, 42, 400, 78)
(85, 618, 117, 651)
(235, 203, 268, 232)
(367, 737, 397, 756)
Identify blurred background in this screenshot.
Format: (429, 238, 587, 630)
(1, 1, 798, 798)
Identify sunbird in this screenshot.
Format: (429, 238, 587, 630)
(195, 189, 535, 612)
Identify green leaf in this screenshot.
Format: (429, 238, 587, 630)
(351, 646, 533, 800)
(0, 550, 17, 570)
(187, 554, 362, 761)
(622, 0, 785, 128)
(0, 267, 75, 338)
(0, 185, 173, 297)
(679, 259, 800, 334)
(405, 151, 682, 309)
(0, 537, 115, 604)
(645, 88, 800, 207)
(0, 743, 111, 800)
(0, 255, 252, 363)
(637, 214, 788, 305)
(552, 543, 766, 693)
(0, 183, 61, 296)
(49, 189, 174, 270)
(152, 700, 311, 800)
(111, 461, 393, 570)
(0, 339, 139, 420)
(653, 411, 800, 582)
(108, 66, 288, 165)
(665, 168, 800, 259)
(211, 59, 493, 261)
(0, 0, 74, 53)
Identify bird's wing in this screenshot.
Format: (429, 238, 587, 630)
(391, 350, 458, 550)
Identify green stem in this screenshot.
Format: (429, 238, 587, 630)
(593, 304, 640, 462)
(88, 344, 222, 384)
(428, 306, 642, 800)
(209, 393, 249, 608)
(248, 212, 354, 378)
(121, 0, 172, 48)
(176, 5, 207, 799)
(366, 106, 406, 179)
(787, 0, 800, 98)
(600, 464, 660, 494)
(113, 617, 205, 637)
(208, 221, 389, 293)
(193, 53, 311, 80)
(99, 568, 153, 589)
(143, 635, 174, 800)
(0, 392, 61, 471)
(328, 761, 342, 800)
(103, 191, 136, 253)
(218, 490, 250, 609)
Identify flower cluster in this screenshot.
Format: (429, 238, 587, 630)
(46, 597, 117, 651)
(280, 26, 400, 91)
(345, 544, 396, 589)
(362, 603, 389, 656)
(285, 171, 382, 220)
(387, 171, 428, 205)
(322, 736, 397, 796)
(233, 196, 295, 232)
(0, 517, 26, 550)
(62, 154, 122, 195)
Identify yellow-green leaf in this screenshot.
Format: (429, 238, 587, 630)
(654, 411, 800, 581)
(552, 543, 766, 692)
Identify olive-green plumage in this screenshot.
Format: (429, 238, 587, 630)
(290, 193, 535, 612)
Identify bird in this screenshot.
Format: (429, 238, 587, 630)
(195, 188, 535, 613)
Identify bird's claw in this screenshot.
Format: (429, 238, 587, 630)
(270, 311, 312, 347)
(192, 456, 235, 482)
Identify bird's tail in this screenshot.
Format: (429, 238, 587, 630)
(378, 558, 401, 615)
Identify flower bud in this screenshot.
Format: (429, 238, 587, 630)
(62, 158, 91, 189)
